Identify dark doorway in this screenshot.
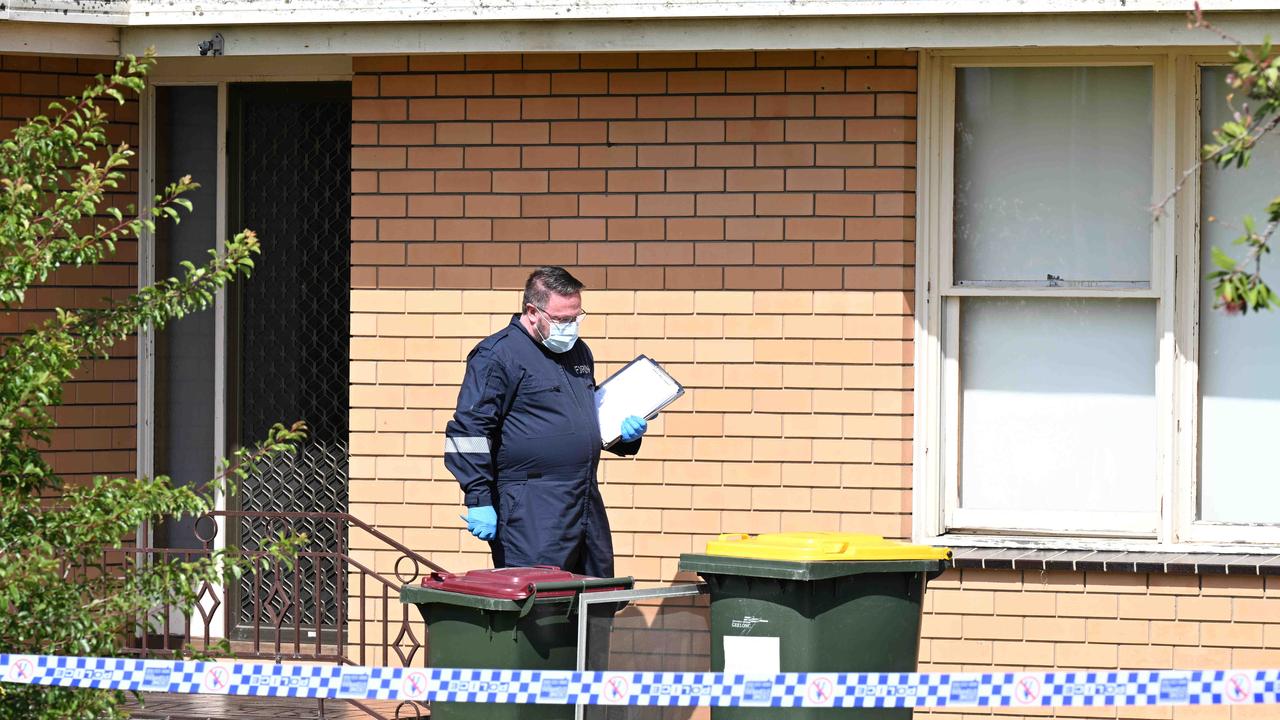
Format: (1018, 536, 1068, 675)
(227, 82, 352, 641)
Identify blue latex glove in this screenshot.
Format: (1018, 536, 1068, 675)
(620, 415, 648, 442)
(460, 505, 497, 541)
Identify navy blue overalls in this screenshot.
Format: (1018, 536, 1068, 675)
(443, 315, 640, 578)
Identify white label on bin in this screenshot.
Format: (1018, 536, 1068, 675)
(723, 636, 780, 674)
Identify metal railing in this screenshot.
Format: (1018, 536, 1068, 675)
(103, 510, 444, 719)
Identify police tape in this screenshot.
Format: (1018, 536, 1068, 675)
(2, 653, 1279, 708)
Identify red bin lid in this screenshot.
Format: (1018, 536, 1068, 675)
(420, 566, 627, 600)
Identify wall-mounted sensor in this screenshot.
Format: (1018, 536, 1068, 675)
(198, 33, 224, 57)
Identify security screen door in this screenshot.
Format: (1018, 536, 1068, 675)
(227, 82, 352, 639)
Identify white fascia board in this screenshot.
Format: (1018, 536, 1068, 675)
(6, 0, 127, 25)
(121, 12, 1280, 58)
(0, 21, 118, 56)
(9, 0, 1280, 27)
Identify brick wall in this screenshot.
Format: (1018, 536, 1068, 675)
(347, 49, 918, 580)
(345, 51, 1280, 708)
(921, 570, 1280, 719)
(0, 55, 139, 488)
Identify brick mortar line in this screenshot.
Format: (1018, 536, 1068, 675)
(360, 91, 919, 100)
(355, 65, 926, 74)
(356, 115, 900, 123)
(359, 63, 922, 71)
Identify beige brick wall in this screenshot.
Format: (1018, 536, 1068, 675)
(348, 50, 918, 581)
(919, 570, 1280, 719)
(350, 288, 913, 578)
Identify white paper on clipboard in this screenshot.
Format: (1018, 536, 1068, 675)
(595, 355, 684, 447)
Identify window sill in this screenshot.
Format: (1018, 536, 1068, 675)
(951, 547, 1280, 575)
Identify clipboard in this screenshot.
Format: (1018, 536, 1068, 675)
(595, 355, 684, 448)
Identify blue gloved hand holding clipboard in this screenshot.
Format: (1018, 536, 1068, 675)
(595, 355, 684, 448)
(620, 415, 648, 442)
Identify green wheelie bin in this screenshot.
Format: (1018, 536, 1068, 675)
(400, 566, 632, 720)
(679, 532, 951, 719)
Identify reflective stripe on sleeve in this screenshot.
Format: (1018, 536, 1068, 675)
(445, 436, 491, 454)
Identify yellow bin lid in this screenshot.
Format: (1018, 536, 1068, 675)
(704, 532, 952, 563)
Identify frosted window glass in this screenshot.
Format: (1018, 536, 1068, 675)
(1197, 67, 1280, 524)
(959, 298, 1158, 520)
(954, 67, 1154, 284)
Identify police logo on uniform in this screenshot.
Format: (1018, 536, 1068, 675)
(574, 365, 591, 375)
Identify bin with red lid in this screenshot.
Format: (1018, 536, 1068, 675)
(400, 566, 633, 720)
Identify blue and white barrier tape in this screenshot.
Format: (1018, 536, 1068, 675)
(2, 654, 1278, 707)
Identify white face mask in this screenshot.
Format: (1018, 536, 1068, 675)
(541, 318, 580, 353)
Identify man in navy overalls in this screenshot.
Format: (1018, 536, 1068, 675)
(444, 266, 648, 578)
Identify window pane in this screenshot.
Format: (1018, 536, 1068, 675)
(954, 67, 1154, 284)
(958, 298, 1158, 525)
(1197, 67, 1280, 524)
(153, 86, 218, 550)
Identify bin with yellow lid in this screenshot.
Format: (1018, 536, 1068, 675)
(679, 532, 951, 719)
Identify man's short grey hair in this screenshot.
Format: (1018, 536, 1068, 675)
(523, 266, 585, 310)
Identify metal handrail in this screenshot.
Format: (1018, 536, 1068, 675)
(104, 510, 438, 720)
(214, 511, 444, 577)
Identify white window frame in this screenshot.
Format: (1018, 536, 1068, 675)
(1173, 53, 1280, 546)
(915, 48, 1280, 552)
(138, 79, 230, 641)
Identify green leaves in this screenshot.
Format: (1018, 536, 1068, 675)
(0, 53, 305, 719)
(1211, 245, 1238, 272)
(0, 53, 158, 311)
(1198, 31, 1280, 315)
